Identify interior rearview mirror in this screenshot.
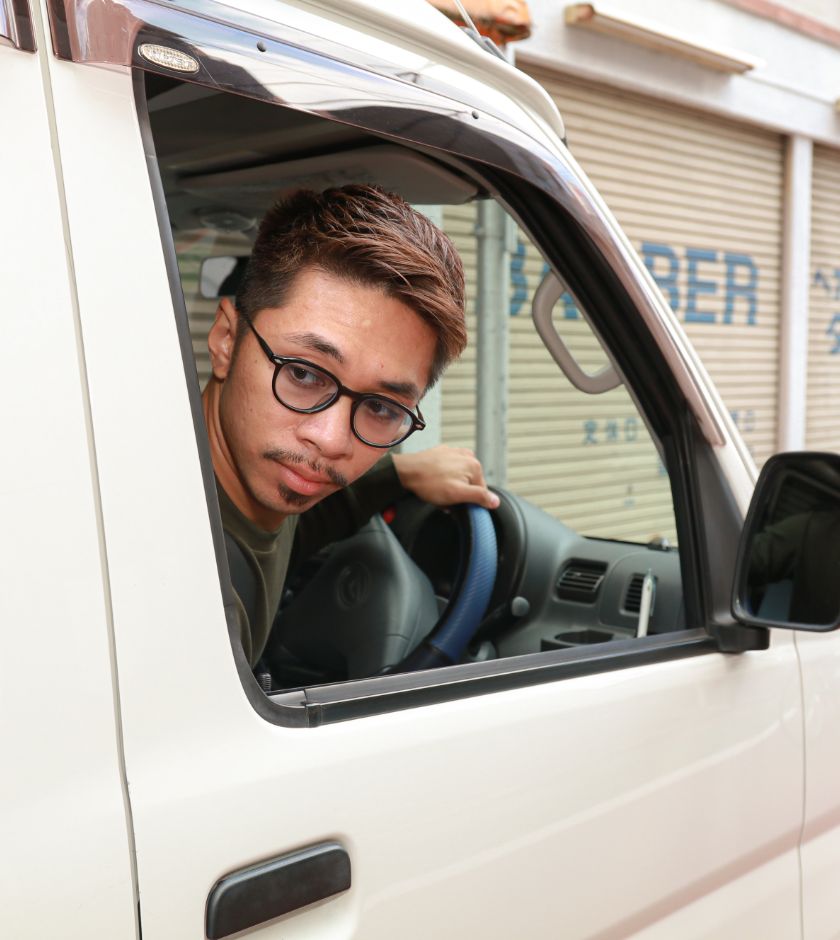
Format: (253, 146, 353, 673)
(200, 256, 249, 299)
(733, 452, 840, 632)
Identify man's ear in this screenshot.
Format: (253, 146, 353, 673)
(207, 297, 239, 381)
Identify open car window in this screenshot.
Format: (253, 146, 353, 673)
(140, 69, 710, 722)
(441, 205, 678, 545)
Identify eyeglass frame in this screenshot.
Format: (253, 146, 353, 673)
(238, 311, 426, 448)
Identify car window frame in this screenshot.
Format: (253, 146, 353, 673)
(131, 40, 742, 728)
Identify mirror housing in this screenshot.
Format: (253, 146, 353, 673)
(733, 452, 840, 632)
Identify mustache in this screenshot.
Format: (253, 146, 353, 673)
(263, 448, 349, 489)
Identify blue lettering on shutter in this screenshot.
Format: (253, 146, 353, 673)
(826, 314, 840, 354)
(723, 253, 758, 325)
(641, 242, 680, 312)
(685, 248, 717, 323)
(509, 239, 527, 316)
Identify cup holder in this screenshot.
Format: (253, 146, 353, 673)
(540, 628, 615, 652)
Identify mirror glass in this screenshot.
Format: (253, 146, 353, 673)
(736, 453, 840, 629)
(200, 256, 248, 299)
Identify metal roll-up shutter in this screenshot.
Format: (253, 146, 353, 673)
(808, 145, 840, 450)
(519, 69, 784, 465)
(441, 198, 678, 540)
(437, 72, 782, 538)
(441, 202, 479, 453)
(505, 226, 677, 542)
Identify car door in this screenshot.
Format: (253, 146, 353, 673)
(730, 455, 840, 940)
(794, 630, 840, 939)
(0, 12, 137, 939)
(42, 0, 805, 937)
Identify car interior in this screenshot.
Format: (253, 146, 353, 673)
(141, 72, 686, 692)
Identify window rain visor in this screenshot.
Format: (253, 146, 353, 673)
(1, 0, 35, 51)
(46, 0, 725, 446)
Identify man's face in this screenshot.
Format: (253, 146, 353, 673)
(205, 266, 437, 530)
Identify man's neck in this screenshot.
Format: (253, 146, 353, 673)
(202, 380, 288, 532)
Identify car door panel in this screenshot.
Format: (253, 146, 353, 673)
(1, 30, 137, 940)
(43, 28, 806, 940)
(795, 631, 840, 939)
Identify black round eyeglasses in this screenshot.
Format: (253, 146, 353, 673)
(240, 313, 426, 448)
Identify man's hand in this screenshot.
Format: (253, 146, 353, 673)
(392, 446, 500, 510)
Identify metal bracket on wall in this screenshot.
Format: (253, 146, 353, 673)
(0, 0, 36, 50)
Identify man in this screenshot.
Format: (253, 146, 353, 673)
(202, 185, 499, 667)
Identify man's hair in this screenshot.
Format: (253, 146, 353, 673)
(235, 185, 466, 387)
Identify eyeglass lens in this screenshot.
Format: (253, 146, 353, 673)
(275, 361, 413, 446)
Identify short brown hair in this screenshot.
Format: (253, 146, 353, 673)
(235, 185, 466, 387)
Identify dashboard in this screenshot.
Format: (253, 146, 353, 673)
(392, 489, 685, 661)
(269, 489, 686, 688)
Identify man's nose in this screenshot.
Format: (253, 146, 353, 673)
(295, 397, 355, 458)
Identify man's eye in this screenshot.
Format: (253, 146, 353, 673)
(288, 364, 328, 388)
(361, 398, 404, 424)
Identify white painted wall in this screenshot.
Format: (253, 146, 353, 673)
(784, 0, 840, 31)
(519, 0, 840, 146)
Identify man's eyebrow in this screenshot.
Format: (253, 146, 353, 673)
(283, 331, 345, 363)
(284, 331, 422, 402)
(379, 379, 421, 402)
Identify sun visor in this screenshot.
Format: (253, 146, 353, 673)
(181, 145, 480, 211)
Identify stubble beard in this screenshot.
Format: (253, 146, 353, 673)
(263, 447, 349, 510)
(277, 484, 313, 508)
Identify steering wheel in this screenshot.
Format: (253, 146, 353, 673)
(263, 504, 498, 682)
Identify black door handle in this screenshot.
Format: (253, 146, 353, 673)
(206, 841, 351, 939)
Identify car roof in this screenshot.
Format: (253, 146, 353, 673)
(208, 0, 566, 150)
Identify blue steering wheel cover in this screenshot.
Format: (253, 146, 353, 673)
(430, 505, 498, 662)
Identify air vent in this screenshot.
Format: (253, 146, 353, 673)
(623, 574, 646, 613)
(555, 561, 607, 602)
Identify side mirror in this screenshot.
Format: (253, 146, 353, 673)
(733, 452, 840, 632)
(200, 256, 250, 299)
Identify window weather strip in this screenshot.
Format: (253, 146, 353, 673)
(273, 630, 716, 726)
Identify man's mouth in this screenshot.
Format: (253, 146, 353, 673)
(276, 461, 332, 497)
(263, 448, 348, 500)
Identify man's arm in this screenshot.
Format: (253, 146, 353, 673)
(392, 446, 500, 510)
(294, 445, 498, 561)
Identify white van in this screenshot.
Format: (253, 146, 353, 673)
(5, 0, 840, 937)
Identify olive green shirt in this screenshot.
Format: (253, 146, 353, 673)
(219, 456, 406, 665)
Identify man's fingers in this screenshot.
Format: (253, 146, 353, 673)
(468, 463, 488, 490)
(456, 454, 487, 488)
(454, 483, 500, 509)
(394, 446, 497, 508)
